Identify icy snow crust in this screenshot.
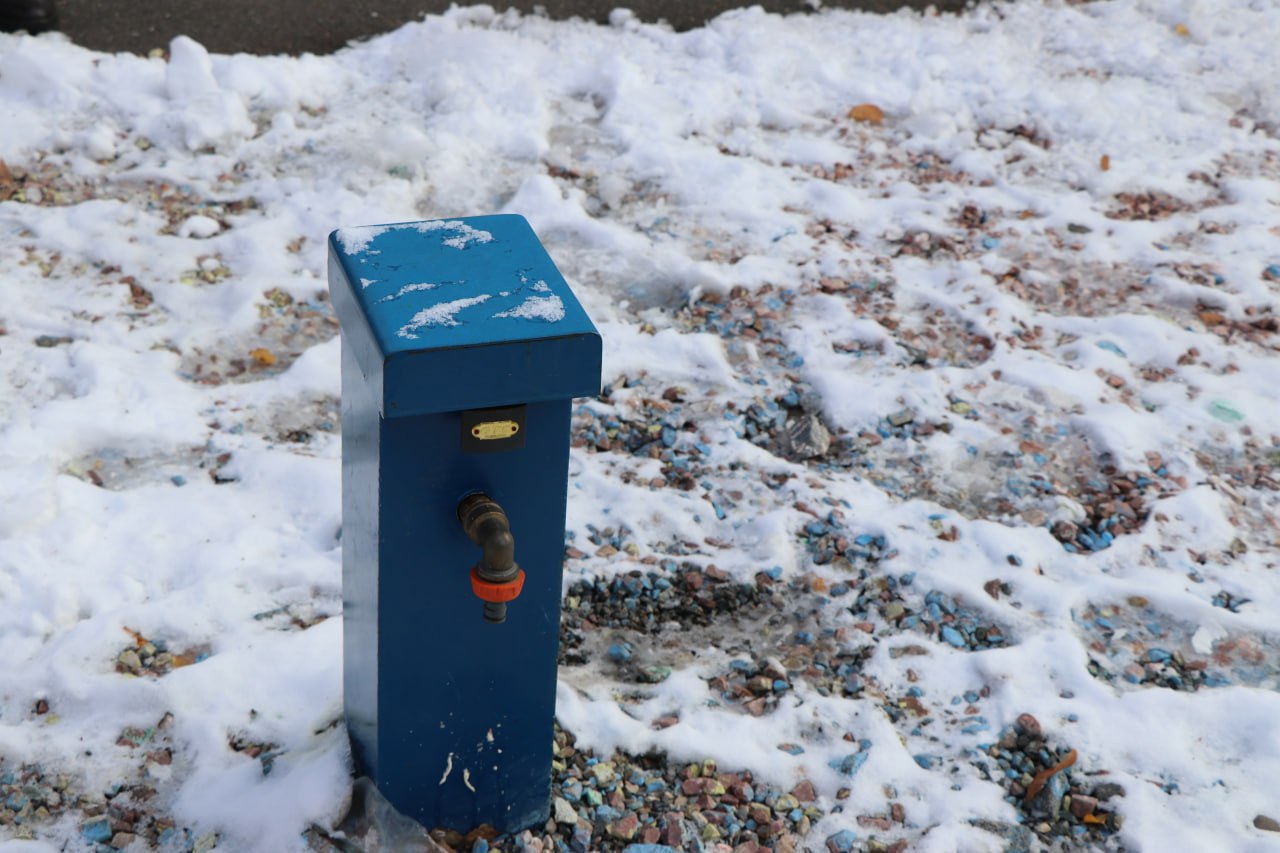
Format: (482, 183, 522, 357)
(0, 2, 1278, 851)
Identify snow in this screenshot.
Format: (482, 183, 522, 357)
(398, 294, 493, 336)
(494, 292, 567, 322)
(375, 282, 439, 304)
(414, 219, 495, 249)
(336, 221, 494, 257)
(1, 0, 1279, 850)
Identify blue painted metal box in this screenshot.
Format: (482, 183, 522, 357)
(328, 215, 601, 833)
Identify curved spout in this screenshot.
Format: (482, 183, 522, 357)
(458, 493, 523, 623)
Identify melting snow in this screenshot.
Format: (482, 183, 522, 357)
(493, 293, 566, 323)
(397, 294, 491, 336)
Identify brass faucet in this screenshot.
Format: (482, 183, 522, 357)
(458, 493, 524, 623)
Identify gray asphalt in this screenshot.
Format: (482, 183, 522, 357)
(54, 0, 971, 55)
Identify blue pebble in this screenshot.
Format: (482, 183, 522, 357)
(906, 686, 923, 698)
(645, 778, 667, 794)
(730, 659, 753, 672)
(472, 840, 490, 853)
(982, 236, 1000, 249)
(1096, 340, 1126, 357)
(773, 680, 790, 691)
(1148, 648, 1171, 663)
(940, 625, 967, 648)
(826, 829, 858, 852)
(82, 818, 112, 844)
(1046, 769, 1070, 803)
(828, 751, 870, 777)
(171, 474, 186, 486)
(913, 754, 937, 769)
(794, 631, 814, 645)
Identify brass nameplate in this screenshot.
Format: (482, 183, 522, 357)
(472, 420, 520, 440)
(460, 405, 527, 454)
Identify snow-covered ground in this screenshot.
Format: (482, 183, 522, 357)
(2, 1, 1279, 850)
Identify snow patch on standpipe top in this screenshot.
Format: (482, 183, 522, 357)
(336, 220, 495, 257)
(397, 295, 492, 337)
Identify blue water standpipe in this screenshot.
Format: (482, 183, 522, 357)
(328, 215, 601, 834)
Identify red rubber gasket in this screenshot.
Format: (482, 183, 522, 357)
(471, 567, 525, 603)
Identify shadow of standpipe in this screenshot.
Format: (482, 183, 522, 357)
(47, 0, 973, 55)
(329, 215, 601, 835)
